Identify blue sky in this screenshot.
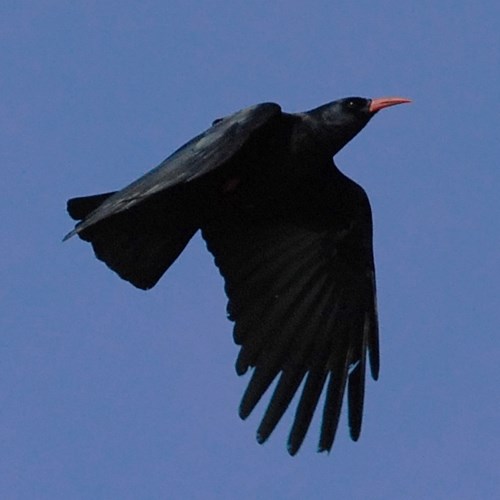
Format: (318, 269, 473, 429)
(1, 1, 499, 498)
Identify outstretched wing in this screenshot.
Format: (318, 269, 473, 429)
(202, 170, 379, 455)
(64, 103, 282, 240)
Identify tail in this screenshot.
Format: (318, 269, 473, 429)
(66, 190, 199, 290)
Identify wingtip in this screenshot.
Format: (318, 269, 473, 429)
(235, 360, 249, 376)
(369, 348, 380, 381)
(238, 404, 250, 421)
(62, 229, 77, 242)
(256, 431, 267, 445)
(349, 425, 361, 442)
(317, 444, 332, 455)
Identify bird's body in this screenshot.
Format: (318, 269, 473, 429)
(65, 96, 410, 454)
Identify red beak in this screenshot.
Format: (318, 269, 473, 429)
(369, 97, 412, 113)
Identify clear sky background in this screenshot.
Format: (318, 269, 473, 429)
(1, 1, 499, 499)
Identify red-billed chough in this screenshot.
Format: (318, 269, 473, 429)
(65, 96, 411, 455)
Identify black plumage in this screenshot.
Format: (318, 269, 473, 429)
(65, 96, 410, 454)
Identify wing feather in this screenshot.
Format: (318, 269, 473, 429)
(238, 264, 331, 418)
(202, 171, 379, 454)
(65, 103, 281, 240)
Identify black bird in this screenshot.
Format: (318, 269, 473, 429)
(65, 96, 410, 455)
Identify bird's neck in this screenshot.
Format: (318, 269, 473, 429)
(291, 112, 345, 159)
(284, 115, 319, 157)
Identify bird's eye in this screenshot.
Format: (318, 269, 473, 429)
(344, 98, 366, 112)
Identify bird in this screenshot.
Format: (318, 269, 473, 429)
(65, 96, 410, 455)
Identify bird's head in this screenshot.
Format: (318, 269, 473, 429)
(306, 96, 411, 156)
